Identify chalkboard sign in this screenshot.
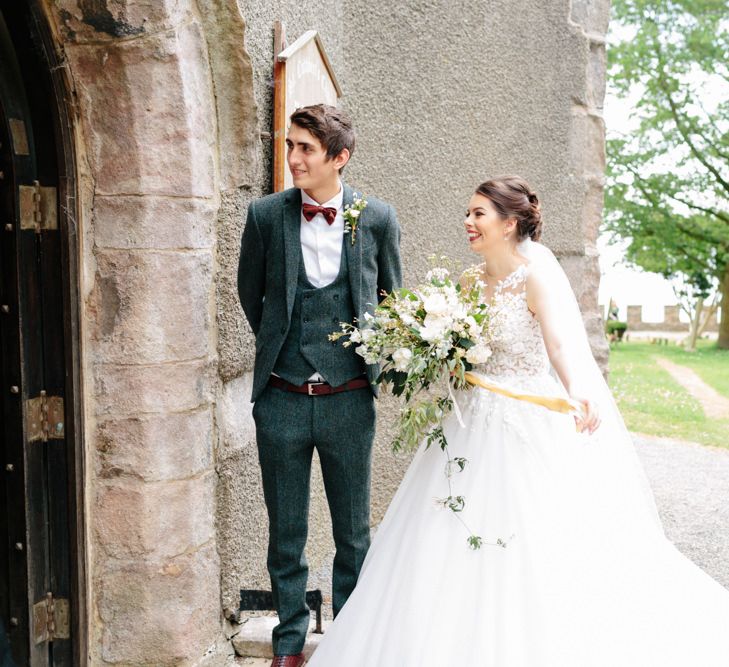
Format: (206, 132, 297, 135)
(273, 27, 342, 191)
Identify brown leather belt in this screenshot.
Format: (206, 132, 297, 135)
(268, 375, 370, 396)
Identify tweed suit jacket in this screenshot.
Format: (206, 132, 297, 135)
(238, 183, 403, 402)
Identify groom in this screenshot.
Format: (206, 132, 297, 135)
(238, 104, 402, 667)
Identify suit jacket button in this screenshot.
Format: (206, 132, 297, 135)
(333, 294, 339, 300)
(280, 326, 286, 334)
(303, 318, 309, 323)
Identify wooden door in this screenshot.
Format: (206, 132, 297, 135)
(0, 4, 74, 665)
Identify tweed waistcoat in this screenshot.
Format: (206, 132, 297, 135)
(272, 242, 364, 386)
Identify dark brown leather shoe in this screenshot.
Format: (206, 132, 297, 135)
(270, 653, 306, 667)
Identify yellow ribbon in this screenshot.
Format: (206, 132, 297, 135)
(464, 371, 583, 416)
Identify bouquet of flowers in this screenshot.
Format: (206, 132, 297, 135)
(330, 260, 509, 549)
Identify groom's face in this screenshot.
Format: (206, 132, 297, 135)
(286, 123, 346, 193)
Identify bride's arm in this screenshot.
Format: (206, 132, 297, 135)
(526, 268, 601, 434)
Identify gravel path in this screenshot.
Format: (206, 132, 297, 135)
(633, 433, 729, 589)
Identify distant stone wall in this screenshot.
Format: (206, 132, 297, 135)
(617, 305, 721, 333)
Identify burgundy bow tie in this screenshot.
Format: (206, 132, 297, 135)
(302, 202, 337, 225)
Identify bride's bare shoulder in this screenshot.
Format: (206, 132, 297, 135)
(524, 262, 552, 307)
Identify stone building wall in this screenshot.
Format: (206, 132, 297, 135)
(39, 0, 609, 663)
(624, 305, 721, 333)
(216, 0, 611, 614)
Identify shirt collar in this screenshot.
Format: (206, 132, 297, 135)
(300, 181, 343, 211)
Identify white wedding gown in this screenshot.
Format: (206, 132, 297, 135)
(308, 263, 729, 667)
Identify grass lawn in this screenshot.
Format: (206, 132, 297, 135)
(607, 340, 729, 449)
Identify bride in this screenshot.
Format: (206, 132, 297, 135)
(307, 176, 729, 666)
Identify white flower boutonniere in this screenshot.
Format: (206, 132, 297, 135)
(343, 194, 368, 246)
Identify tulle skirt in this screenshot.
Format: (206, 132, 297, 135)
(308, 373, 729, 666)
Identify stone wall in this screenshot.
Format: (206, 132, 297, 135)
(44, 0, 260, 663)
(216, 0, 612, 614)
(624, 305, 721, 333)
(40, 0, 610, 663)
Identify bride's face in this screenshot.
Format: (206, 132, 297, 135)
(464, 193, 513, 253)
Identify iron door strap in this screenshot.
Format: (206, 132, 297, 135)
(8, 118, 29, 155)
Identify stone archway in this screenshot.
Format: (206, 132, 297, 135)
(36, 1, 261, 663)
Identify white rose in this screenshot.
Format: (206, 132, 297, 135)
(392, 348, 412, 371)
(466, 344, 493, 365)
(421, 292, 450, 317)
(349, 209, 361, 219)
(420, 317, 449, 343)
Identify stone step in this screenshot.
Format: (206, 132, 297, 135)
(231, 616, 330, 661)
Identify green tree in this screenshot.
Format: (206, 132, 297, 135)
(604, 0, 729, 348)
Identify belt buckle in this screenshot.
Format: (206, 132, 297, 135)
(307, 381, 326, 396)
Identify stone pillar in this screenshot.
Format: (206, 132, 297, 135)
(567, 0, 611, 370)
(43, 1, 257, 662)
(627, 305, 643, 329)
(664, 305, 682, 330)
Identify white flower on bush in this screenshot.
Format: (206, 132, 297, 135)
(392, 348, 412, 371)
(465, 343, 493, 365)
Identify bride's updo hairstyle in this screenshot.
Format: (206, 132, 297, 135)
(475, 175, 543, 242)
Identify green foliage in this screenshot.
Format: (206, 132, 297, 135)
(605, 320, 629, 334)
(605, 0, 729, 305)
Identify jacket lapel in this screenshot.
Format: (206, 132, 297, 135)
(342, 183, 363, 315)
(282, 188, 302, 319)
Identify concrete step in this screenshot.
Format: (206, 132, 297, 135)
(231, 616, 330, 661)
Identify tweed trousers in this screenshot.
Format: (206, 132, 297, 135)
(253, 382, 376, 655)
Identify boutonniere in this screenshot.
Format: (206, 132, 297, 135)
(343, 194, 368, 246)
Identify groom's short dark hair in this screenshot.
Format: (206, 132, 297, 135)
(290, 104, 356, 171)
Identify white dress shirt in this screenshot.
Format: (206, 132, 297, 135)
(293, 185, 346, 382)
(300, 185, 345, 288)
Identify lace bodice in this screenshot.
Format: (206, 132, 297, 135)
(472, 264, 550, 377)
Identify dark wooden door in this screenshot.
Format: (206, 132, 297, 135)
(0, 5, 73, 665)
